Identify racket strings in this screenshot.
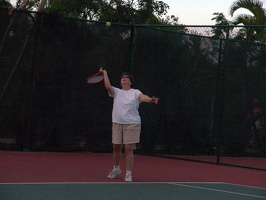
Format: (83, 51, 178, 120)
(87, 74, 103, 83)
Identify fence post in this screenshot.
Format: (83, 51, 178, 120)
(128, 23, 136, 74)
(216, 24, 230, 165)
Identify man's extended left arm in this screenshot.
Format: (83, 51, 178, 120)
(139, 93, 159, 104)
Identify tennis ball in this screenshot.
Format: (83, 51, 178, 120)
(106, 22, 111, 27)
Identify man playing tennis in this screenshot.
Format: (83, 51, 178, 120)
(99, 68, 159, 182)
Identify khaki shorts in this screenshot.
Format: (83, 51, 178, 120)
(112, 123, 141, 144)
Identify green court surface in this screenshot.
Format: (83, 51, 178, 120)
(1, 182, 266, 200)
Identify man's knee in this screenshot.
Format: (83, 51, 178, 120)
(113, 144, 122, 152)
(124, 144, 135, 154)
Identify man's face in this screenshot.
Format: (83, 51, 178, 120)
(121, 75, 132, 85)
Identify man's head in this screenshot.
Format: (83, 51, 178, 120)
(121, 72, 134, 87)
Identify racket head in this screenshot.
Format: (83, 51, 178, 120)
(87, 72, 104, 84)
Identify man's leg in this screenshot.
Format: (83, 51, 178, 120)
(124, 143, 135, 181)
(107, 144, 123, 179)
(113, 144, 123, 166)
(124, 144, 135, 171)
(123, 124, 140, 182)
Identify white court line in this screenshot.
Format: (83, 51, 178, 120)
(0, 181, 265, 188)
(0, 181, 225, 185)
(171, 183, 266, 199)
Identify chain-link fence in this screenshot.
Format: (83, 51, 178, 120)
(0, 8, 266, 170)
(132, 25, 266, 170)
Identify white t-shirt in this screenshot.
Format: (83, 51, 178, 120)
(109, 87, 142, 124)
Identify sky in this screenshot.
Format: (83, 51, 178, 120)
(9, 0, 255, 25)
(163, 0, 254, 25)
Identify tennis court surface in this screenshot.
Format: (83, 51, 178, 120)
(1, 151, 266, 199)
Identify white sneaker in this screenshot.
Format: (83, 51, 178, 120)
(124, 173, 132, 182)
(107, 168, 121, 179)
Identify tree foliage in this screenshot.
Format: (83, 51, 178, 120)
(211, 12, 231, 39)
(0, 0, 12, 7)
(212, 0, 266, 43)
(229, 0, 266, 43)
(3, 0, 178, 24)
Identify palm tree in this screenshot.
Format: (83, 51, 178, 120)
(229, 0, 266, 43)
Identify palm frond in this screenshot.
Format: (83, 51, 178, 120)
(229, 0, 264, 17)
(232, 14, 256, 25)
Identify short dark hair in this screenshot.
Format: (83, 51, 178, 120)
(121, 72, 134, 83)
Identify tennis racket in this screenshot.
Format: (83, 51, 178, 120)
(86, 71, 104, 84)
